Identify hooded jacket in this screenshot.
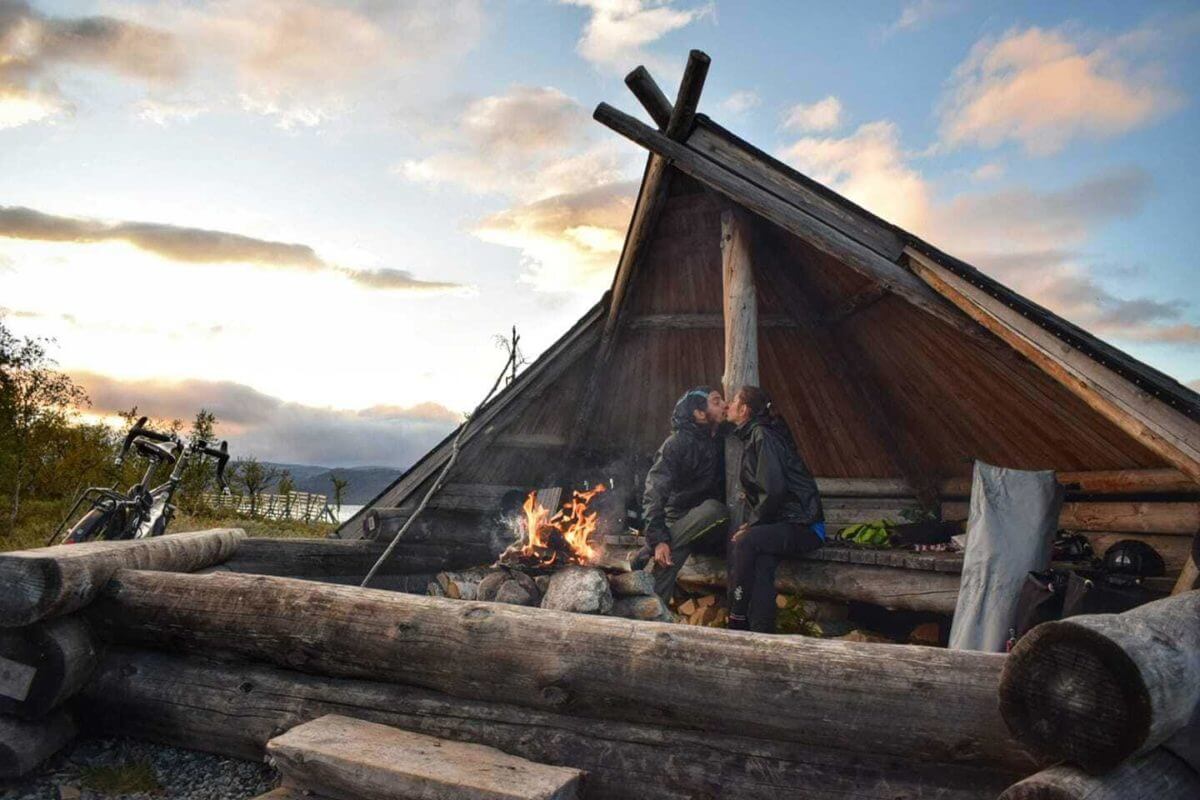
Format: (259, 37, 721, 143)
(734, 414, 823, 528)
(641, 392, 724, 548)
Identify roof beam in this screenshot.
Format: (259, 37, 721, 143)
(624, 66, 672, 129)
(825, 283, 888, 325)
(665, 50, 710, 140)
(592, 102, 980, 343)
(627, 313, 802, 330)
(906, 246, 1200, 484)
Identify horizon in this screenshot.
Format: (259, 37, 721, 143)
(3, 0, 1199, 467)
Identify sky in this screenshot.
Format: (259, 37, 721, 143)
(2, 0, 1198, 468)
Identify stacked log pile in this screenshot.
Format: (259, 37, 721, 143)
(0, 529, 245, 778)
(80, 568, 1040, 798)
(995, 590, 1200, 799)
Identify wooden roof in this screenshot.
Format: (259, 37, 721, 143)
(338, 53, 1200, 536)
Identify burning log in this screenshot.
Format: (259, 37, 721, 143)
(0, 708, 76, 778)
(998, 749, 1200, 800)
(79, 647, 1020, 800)
(0, 528, 244, 628)
(0, 615, 97, 719)
(87, 569, 1038, 771)
(497, 486, 610, 571)
(677, 554, 961, 614)
(999, 590, 1200, 773)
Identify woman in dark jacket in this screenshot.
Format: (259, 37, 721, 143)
(725, 386, 825, 632)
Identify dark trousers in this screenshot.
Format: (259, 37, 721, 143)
(727, 522, 823, 632)
(651, 498, 730, 601)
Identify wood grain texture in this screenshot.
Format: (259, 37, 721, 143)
(80, 648, 1021, 800)
(622, 66, 671, 129)
(0, 707, 75, 778)
(267, 714, 584, 800)
(999, 590, 1200, 773)
(0, 528, 244, 628)
(0, 615, 97, 719)
(942, 501, 1199, 535)
(997, 749, 1200, 800)
(215, 537, 491, 578)
(86, 569, 1037, 771)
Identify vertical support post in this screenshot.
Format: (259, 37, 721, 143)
(721, 209, 759, 521)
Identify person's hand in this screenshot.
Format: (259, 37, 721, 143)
(731, 523, 750, 544)
(653, 542, 673, 567)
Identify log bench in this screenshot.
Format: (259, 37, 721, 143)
(267, 714, 585, 800)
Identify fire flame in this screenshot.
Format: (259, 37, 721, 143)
(515, 484, 607, 567)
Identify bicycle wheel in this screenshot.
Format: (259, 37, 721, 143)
(63, 507, 117, 544)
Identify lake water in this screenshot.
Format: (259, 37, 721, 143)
(334, 504, 364, 523)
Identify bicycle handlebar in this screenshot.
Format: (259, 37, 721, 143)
(117, 417, 181, 465)
(193, 439, 231, 490)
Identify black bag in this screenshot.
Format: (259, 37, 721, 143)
(1061, 571, 1153, 617)
(1013, 570, 1070, 637)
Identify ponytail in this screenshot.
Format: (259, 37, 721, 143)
(735, 386, 797, 449)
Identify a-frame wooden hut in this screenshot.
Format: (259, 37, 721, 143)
(339, 51, 1200, 590)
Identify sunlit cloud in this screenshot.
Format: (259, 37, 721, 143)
(939, 24, 1183, 155)
(780, 112, 1198, 347)
(560, 0, 712, 73)
(883, 0, 958, 38)
(781, 96, 843, 133)
(0, 206, 465, 292)
(73, 370, 459, 468)
(721, 90, 761, 115)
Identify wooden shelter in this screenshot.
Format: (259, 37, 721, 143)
(339, 52, 1200, 580)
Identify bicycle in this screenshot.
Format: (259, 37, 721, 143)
(50, 416, 231, 544)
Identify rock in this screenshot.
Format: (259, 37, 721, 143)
(608, 570, 656, 597)
(540, 567, 613, 615)
(509, 569, 540, 601)
(838, 629, 892, 644)
(612, 596, 674, 622)
(476, 571, 507, 602)
(908, 622, 941, 647)
(534, 575, 551, 596)
(57, 784, 80, 800)
(426, 582, 445, 597)
(494, 580, 538, 606)
(804, 600, 850, 622)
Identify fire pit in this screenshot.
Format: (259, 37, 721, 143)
(497, 485, 609, 573)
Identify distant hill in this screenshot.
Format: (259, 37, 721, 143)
(262, 463, 402, 505)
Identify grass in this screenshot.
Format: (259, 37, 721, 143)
(79, 762, 163, 795)
(0, 498, 334, 553)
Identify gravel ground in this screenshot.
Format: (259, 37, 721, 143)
(1, 738, 278, 800)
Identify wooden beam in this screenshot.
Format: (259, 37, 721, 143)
(942, 500, 1199, 535)
(664, 50, 710, 140)
(592, 103, 977, 340)
(1000, 590, 1200, 773)
(0, 528, 244, 628)
(215, 537, 491, 578)
(939, 468, 1198, 497)
(623, 66, 672, 129)
(677, 554, 961, 614)
(998, 751, 1200, 800)
(0, 709, 75, 778)
(87, 569, 1038, 771)
(82, 648, 1020, 800)
(825, 283, 888, 324)
(906, 246, 1200, 484)
(493, 433, 569, 449)
(626, 313, 801, 330)
(721, 208, 759, 398)
(0, 615, 97, 719)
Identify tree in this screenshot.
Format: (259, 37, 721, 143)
(277, 469, 295, 518)
(178, 409, 220, 513)
(0, 319, 89, 529)
(330, 474, 349, 517)
(233, 456, 280, 516)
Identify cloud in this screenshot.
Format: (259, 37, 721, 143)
(1189, 379, 1200, 392)
(0, 0, 184, 127)
(560, 0, 711, 72)
(0, 0, 484, 130)
(135, 98, 207, 126)
(721, 90, 761, 114)
(782, 96, 843, 133)
(73, 371, 459, 468)
(969, 162, 1004, 182)
(474, 181, 637, 293)
(939, 25, 1183, 155)
(0, 205, 464, 292)
(779, 112, 1198, 347)
(883, 0, 957, 37)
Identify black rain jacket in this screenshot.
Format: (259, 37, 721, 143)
(641, 403, 724, 548)
(734, 415, 824, 528)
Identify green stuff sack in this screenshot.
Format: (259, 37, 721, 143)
(837, 520, 894, 547)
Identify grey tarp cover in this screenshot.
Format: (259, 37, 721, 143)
(948, 461, 1063, 652)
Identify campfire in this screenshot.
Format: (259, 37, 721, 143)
(498, 484, 608, 571)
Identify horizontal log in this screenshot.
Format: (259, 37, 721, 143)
(87, 570, 1037, 771)
(942, 501, 1199, 535)
(363, 505, 504, 541)
(0, 615, 97, 719)
(1079, 532, 1193, 574)
(80, 648, 1020, 800)
(677, 554, 961, 614)
(998, 749, 1200, 800)
(267, 714, 585, 800)
(0, 708, 76, 778)
(0, 528, 244, 628)
(999, 590, 1200, 773)
(938, 468, 1198, 497)
(217, 537, 492, 578)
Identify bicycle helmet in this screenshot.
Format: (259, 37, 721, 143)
(1102, 540, 1165, 578)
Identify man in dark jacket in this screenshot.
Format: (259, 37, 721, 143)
(633, 387, 731, 600)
